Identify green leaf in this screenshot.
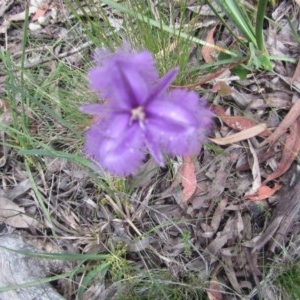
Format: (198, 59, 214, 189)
(257, 54, 273, 71)
(247, 43, 272, 71)
(77, 262, 111, 300)
(214, 0, 257, 46)
(231, 66, 248, 80)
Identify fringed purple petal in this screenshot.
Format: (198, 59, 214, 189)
(93, 47, 158, 84)
(145, 67, 178, 104)
(84, 114, 145, 176)
(95, 124, 145, 176)
(117, 63, 149, 107)
(145, 90, 213, 156)
(86, 126, 145, 176)
(143, 131, 164, 165)
(88, 48, 158, 109)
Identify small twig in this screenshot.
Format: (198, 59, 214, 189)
(104, 194, 143, 237)
(21, 41, 93, 69)
(244, 248, 263, 297)
(11, 46, 51, 59)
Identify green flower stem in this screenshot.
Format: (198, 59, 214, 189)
(255, 0, 268, 52)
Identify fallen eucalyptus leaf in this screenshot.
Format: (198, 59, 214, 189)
(0, 196, 39, 228)
(210, 123, 267, 145)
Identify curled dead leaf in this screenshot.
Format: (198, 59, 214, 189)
(32, 3, 50, 22)
(180, 156, 197, 203)
(202, 25, 218, 63)
(215, 81, 234, 96)
(236, 147, 277, 171)
(0, 196, 39, 228)
(260, 99, 300, 147)
(212, 104, 269, 137)
(207, 279, 224, 300)
(210, 123, 267, 145)
(245, 140, 261, 195)
(245, 183, 282, 201)
(291, 60, 300, 86)
(172, 59, 246, 89)
(263, 119, 300, 184)
(210, 198, 228, 232)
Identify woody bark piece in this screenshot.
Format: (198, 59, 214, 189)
(263, 119, 300, 184)
(251, 163, 300, 252)
(0, 234, 65, 300)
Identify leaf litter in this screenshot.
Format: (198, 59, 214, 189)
(2, 1, 300, 299)
(179, 155, 198, 203)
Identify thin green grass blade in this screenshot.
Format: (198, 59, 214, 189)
(100, 0, 237, 56)
(0, 270, 80, 293)
(0, 244, 111, 261)
(214, 0, 257, 46)
(19, 148, 96, 172)
(287, 17, 300, 46)
(18, 148, 112, 192)
(25, 160, 56, 235)
(205, 1, 243, 45)
(77, 262, 111, 300)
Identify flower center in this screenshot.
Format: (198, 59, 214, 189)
(130, 106, 145, 124)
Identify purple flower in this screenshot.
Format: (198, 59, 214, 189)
(81, 47, 213, 176)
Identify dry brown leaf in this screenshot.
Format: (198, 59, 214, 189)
(236, 147, 277, 171)
(210, 104, 227, 116)
(212, 104, 269, 136)
(215, 81, 234, 96)
(263, 119, 300, 183)
(172, 59, 246, 89)
(32, 3, 49, 21)
(199, 155, 232, 212)
(265, 93, 292, 109)
(222, 254, 242, 293)
(6, 7, 37, 22)
(210, 198, 228, 232)
(206, 233, 228, 256)
(207, 279, 224, 300)
(236, 211, 244, 238)
(260, 99, 300, 147)
(291, 60, 300, 86)
(0, 109, 13, 128)
(245, 183, 282, 201)
(0, 196, 39, 228)
(0, 99, 10, 112)
(6, 179, 33, 200)
(180, 156, 197, 203)
(202, 25, 218, 63)
(245, 140, 261, 195)
(210, 123, 267, 145)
